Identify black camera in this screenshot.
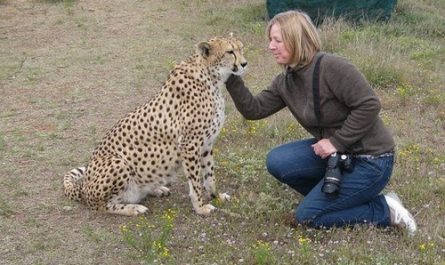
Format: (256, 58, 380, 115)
(321, 153, 354, 196)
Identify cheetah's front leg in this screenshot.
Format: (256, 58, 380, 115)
(181, 140, 216, 216)
(201, 148, 230, 203)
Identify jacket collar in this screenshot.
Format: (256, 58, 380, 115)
(286, 52, 325, 74)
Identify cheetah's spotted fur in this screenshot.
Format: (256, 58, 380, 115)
(63, 37, 247, 216)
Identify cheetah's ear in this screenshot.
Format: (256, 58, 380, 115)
(197, 41, 211, 58)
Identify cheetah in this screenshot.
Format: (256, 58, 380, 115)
(63, 36, 247, 216)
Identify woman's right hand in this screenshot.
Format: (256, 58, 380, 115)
(311, 138, 337, 159)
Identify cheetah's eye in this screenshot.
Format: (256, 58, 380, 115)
(226, 50, 234, 55)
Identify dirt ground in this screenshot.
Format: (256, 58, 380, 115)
(1, 1, 256, 264)
(3, 0, 444, 264)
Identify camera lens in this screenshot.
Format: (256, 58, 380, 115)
(321, 153, 343, 195)
(322, 181, 339, 194)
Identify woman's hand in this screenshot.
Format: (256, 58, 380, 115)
(312, 139, 337, 159)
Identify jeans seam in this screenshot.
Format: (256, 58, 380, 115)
(280, 165, 323, 180)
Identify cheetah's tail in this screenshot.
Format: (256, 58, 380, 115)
(63, 166, 86, 202)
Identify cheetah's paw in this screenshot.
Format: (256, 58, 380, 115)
(152, 186, 171, 197)
(128, 204, 149, 216)
(218, 193, 231, 202)
(195, 204, 216, 216)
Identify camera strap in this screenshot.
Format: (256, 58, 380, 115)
(312, 54, 325, 137)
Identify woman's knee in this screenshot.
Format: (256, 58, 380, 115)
(266, 148, 283, 180)
(295, 200, 326, 226)
(295, 205, 313, 225)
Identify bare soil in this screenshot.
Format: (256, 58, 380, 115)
(0, 1, 255, 264)
(2, 0, 444, 264)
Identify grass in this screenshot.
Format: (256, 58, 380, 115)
(37, 0, 76, 4)
(0, 0, 444, 264)
(120, 209, 177, 264)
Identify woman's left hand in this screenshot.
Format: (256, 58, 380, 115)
(312, 139, 337, 159)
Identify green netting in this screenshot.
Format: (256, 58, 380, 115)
(266, 0, 397, 24)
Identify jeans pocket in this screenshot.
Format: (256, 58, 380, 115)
(356, 157, 393, 177)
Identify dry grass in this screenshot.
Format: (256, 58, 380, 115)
(0, 0, 444, 264)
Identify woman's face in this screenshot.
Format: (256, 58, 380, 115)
(268, 23, 291, 65)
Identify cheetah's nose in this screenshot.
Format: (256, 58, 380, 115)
(241, 62, 248, 68)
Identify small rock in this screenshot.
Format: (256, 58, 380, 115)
(62, 206, 73, 211)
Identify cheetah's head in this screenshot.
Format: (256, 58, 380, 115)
(196, 36, 247, 80)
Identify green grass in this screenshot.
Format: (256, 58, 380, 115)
(120, 210, 176, 264)
(37, 0, 75, 4)
(165, 0, 444, 263)
(0, 196, 14, 217)
(1, 0, 444, 264)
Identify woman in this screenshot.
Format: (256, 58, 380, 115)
(225, 10, 417, 235)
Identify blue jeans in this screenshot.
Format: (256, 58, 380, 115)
(266, 138, 392, 228)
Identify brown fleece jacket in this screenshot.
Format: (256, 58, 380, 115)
(225, 52, 395, 155)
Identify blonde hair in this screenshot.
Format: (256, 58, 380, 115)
(267, 10, 321, 67)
